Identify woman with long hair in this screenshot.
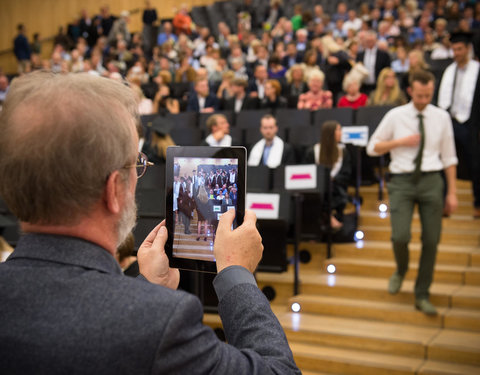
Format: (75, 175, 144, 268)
(368, 67, 407, 106)
(195, 184, 210, 241)
(304, 121, 352, 229)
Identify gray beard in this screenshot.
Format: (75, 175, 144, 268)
(116, 192, 137, 248)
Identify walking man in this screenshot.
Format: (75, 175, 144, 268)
(367, 70, 458, 315)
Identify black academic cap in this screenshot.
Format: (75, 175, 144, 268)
(450, 31, 473, 45)
(151, 116, 173, 136)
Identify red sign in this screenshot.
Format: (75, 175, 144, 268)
(250, 203, 274, 210)
(290, 174, 312, 180)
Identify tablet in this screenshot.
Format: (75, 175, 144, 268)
(165, 146, 246, 273)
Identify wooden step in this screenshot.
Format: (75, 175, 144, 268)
(418, 359, 480, 374)
(361, 199, 476, 216)
(472, 253, 480, 267)
(324, 257, 466, 284)
(444, 308, 480, 332)
(466, 267, 480, 285)
(290, 341, 424, 375)
(333, 240, 474, 267)
(288, 295, 445, 327)
(358, 225, 480, 246)
(277, 311, 438, 359)
(451, 285, 480, 310)
(257, 271, 465, 307)
(358, 210, 480, 230)
(428, 329, 480, 366)
(256, 270, 480, 308)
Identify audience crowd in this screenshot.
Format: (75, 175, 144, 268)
(1, 0, 479, 218)
(2, 0, 479, 114)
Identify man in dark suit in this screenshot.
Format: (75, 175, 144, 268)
(357, 30, 391, 94)
(281, 42, 302, 69)
(222, 78, 259, 112)
(247, 65, 269, 99)
(13, 24, 31, 73)
(186, 78, 219, 112)
(0, 72, 301, 375)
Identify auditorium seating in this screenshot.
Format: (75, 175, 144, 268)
(142, 106, 392, 185)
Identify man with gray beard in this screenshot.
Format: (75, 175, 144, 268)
(0, 72, 300, 375)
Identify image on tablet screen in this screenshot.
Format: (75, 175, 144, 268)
(172, 157, 239, 261)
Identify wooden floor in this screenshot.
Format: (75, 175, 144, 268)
(205, 180, 480, 375)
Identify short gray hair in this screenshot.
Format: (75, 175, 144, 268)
(0, 71, 138, 225)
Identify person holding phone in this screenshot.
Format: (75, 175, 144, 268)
(0, 72, 300, 375)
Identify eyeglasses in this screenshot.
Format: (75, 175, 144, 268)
(124, 152, 154, 179)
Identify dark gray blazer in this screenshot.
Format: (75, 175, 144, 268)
(0, 234, 300, 375)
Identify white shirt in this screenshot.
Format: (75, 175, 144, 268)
(234, 98, 243, 113)
(198, 96, 206, 110)
(205, 134, 232, 147)
(450, 65, 467, 121)
(363, 47, 377, 84)
(343, 18, 362, 33)
(367, 102, 458, 173)
(256, 80, 265, 99)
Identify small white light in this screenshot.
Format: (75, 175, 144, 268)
(356, 240, 364, 249)
(291, 312, 301, 331)
(379, 203, 388, 213)
(354, 231, 365, 241)
(379, 212, 387, 219)
(326, 264, 336, 274)
(291, 302, 301, 313)
(327, 275, 336, 287)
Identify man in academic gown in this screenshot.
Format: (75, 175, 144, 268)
(247, 114, 295, 168)
(438, 32, 480, 218)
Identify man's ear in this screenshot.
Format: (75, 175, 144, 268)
(104, 170, 124, 215)
(407, 86, 412, 97)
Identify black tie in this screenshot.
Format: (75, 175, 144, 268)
(412, 113, 425, 183)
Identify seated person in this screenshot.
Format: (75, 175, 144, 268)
(297, 70, 333, 110)
(248, 114, 296, 168)
(174, 53, 197, 83)
(201, 114, 237, 147)
(153, 84, 180, 115)
(282, 42, 303, 68)
(368, 67, 407, 106)
(267, 54, 287, 79)
(186, 78, 219, 112)
(283, 64, 308, 107)
(337, 73, 368, 109)
(221, 78, 258, 112)
(115, 233, 139, 277)
(247, 65, 268, 99)
(142, 116, 176, 165)
(304, 120, 352, 229)
(259, 79, 288, 110)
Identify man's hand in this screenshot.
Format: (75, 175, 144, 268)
(399, 134, 421, 147)
(214, 209, 263, 273)
(444, 192, 458, 216)
(212, 128, 226, 141)
(137, 221, 180, 289)
(327, 55, 339, 65)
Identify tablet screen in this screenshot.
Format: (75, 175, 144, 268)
(172, 157, 239, 262)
